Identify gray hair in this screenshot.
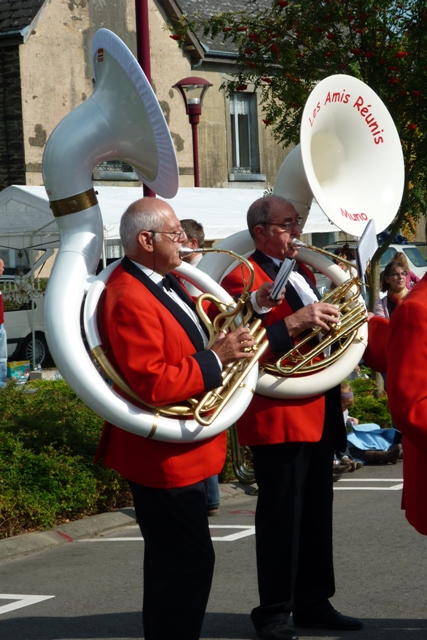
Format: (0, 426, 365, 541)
(180, 219, 205, 247)
(247, 195, 291, 239)
(120, 201, 163, 253)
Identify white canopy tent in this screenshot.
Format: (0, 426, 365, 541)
(0, 184, 340, 368)
(0, 185, 339, 252)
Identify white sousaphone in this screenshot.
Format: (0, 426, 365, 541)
(198, 74, 405, 398)
(42, 29, 258, 442)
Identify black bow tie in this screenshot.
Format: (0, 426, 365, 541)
(161, 276, 171, 291)
(272, 261, 282, 275)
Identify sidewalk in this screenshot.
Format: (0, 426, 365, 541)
(0, 481, 256, 563)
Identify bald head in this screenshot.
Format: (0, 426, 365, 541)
(120, 198, 175, 254)
(120, 197, 184, 275)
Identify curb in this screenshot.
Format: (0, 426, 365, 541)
(0, 482, 256, 563)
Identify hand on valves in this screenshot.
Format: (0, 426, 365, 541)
(285, 302, 340, 337)
(210, 327, 257, 366)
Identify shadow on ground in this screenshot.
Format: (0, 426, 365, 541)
(1, 612, 427, 640)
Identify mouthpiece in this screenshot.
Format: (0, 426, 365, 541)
(291, 239, 306, 248)
(179, 247, 204, 257)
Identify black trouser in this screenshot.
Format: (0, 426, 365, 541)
(250, 424, 335, 630)
(128, 480, 215, 640)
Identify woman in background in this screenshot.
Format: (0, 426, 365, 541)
(391, 251, 420, 290)
(374, 261, 409, 319)
(329, 243, 357, 291)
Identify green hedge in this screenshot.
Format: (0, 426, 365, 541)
(0, 380, 131, 539)
(348, 374, 392, 428)
(0, 372, 392, 539)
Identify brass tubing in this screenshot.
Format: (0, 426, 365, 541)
(90, 247, 266, 427)
(292, 239, 357, 272)
(265, 277, 367, 377)
(229, 424, 255, 485)
(194, 335, 269, 426)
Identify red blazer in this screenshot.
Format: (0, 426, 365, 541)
(95, 258, 226, 489)
(385, 275, 427, 535)
(363, 316, 389, 374)
(221, 250, 328, 446)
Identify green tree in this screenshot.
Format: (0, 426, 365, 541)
(176, 0, 427, 305)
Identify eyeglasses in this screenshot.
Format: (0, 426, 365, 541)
(388, 271, 407, 278)
(263, 217, 303, 232)
(148, 228, 186, 242)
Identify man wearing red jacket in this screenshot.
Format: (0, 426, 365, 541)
(221, 195, 362, 640)
(95, 197, 266, 640)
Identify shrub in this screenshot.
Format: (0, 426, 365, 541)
(349, 375, 392, 429)
(0, 380, 131, 539)
(0, 370, 393, 538)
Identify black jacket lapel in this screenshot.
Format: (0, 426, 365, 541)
(252, 249, 279, 281)
(164, 272, 210, 340)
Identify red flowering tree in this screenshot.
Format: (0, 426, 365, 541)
(176, 0, 427, 242)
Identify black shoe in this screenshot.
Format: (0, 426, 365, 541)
(293, 608, 363, 630)
(256, 621, 299, 640)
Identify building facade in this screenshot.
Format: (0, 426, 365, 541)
(0, 0, 286, 193)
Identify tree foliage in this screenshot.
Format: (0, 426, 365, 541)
(176, 0, 427, 237)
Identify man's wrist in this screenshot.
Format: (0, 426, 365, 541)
(210, 350, 223, 371)
(251, 290, 271, 314)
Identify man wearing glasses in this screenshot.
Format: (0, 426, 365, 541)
(222, 195, 362, 640)
(95, 197, 274, 640)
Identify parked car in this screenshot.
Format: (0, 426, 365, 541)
(324, 241, 427, 279)
(378, 244, 427, 278)
(0, 246, 56, 369)
(414, 242, 427, 261)
(4, 296, 51, 368)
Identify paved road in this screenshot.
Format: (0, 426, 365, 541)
(1, 463, 426, 640)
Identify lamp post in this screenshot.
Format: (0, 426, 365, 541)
(135, 0, 155, 197)
(173, 77, 212, 187)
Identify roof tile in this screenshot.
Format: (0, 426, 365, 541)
(176, 0, 271, 55)
(0, 0, 46, 36)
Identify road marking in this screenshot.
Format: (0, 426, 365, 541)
(334, 478, 403, 490)
(89, 538, 143, 541)
(79, 525, 256, 543)
(209, 525, 255, 541)
(0, 595, 55, 615)
(337, 478, 403, 481)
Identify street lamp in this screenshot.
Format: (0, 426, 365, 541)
(173, 77, 212, 187)
(135, 0, 155, 197)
